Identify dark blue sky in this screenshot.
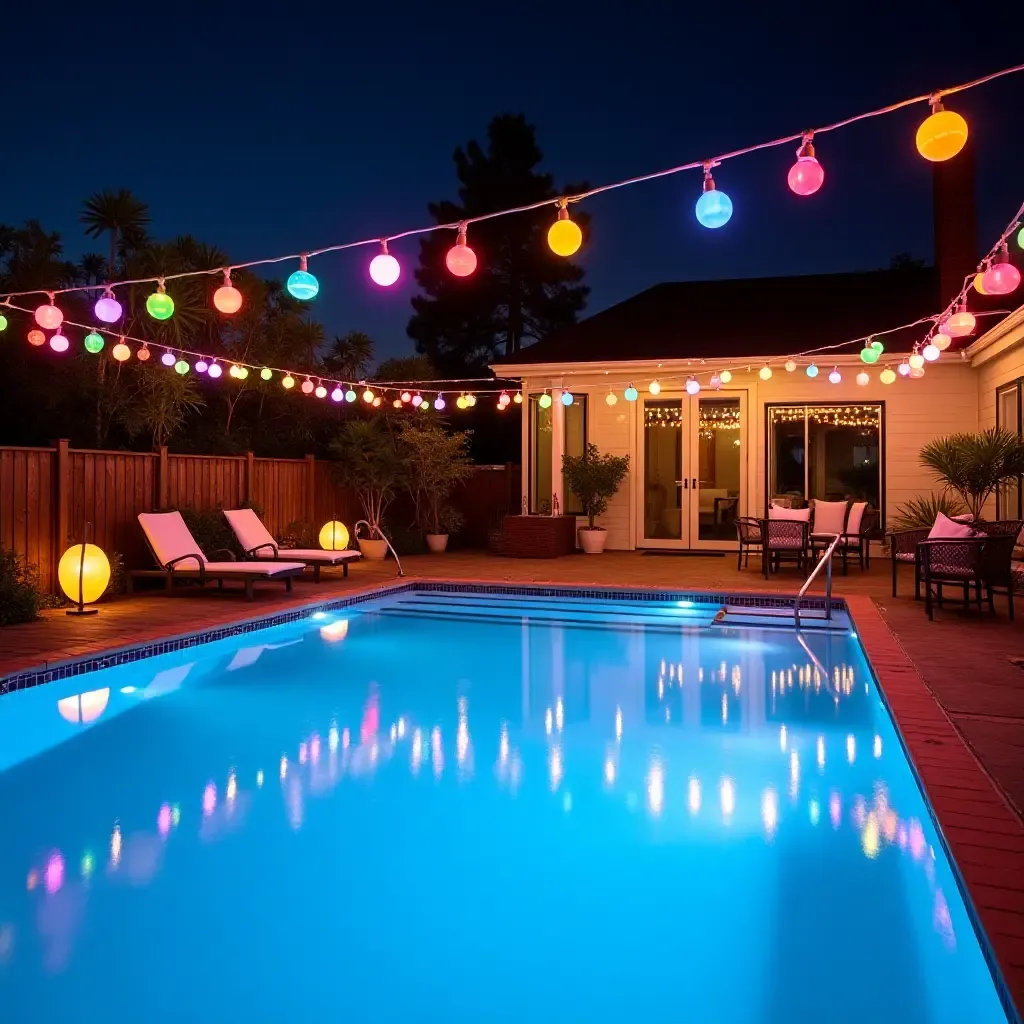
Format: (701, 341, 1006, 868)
(6, 2, 1023, 361)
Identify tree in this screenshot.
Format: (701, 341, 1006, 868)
(330, 419, 406, 538)
(374, 355, 435, 385)
(81, 189, 150, 276)
(407, 114, 589, 373)
(562, 444, 630, 530)
(323, 331, 375, 382)
(399, 423, 474, 534)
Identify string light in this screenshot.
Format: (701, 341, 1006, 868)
(788, 134, 824, 196)
(709, 372, 722, 390)
(806, 363, 819, 378)
(196, 359, 209, 373)
(213, 270, 243, 314)
(345, 389, 356, 403)
(923, 343, 940, 361)
(624, 384, 638, 402)
(898, 360, 911, 377)
(719, 370, 732, 384)
(828, 366, 841, 384)
(548, 201, 583, 257)
(49, 332, 69, 353)
(315, 384, 327, 399)
(539, 392, 553, 409)
(34, 298, 63, 330)
(456, 395, 467, 410)
(301, 378, 314, 395)
(174, 359, 189, 375)
(856, 370, 869, 386)
(137, 344, 151, 362)
(931, 331, 951, 351)
(369, 240, 400, 287)
(758, 365, 772, 380)
(362, 388, 375, 403)
(606, 390, 618, 406)
(685, 376, 701, 395)
(498, 391, 511, 408)
(982, 245, 1020, 295)
(113, 341, 131, 361)
(282, 375, 295, 389)
(916, 98, 968, 162)
(331, 386, 344, 402)
(648, 379, 661, 395)
(392, 398, 403, 408)
(287, 255, 319, 300)
(435, 394, 446, 410)
(514, 392, 523, 404)
(0, 314, 6, 331)
(146, 280, 174, 320)
(84, 332, 104, 354)
(445, 223, 478, 277)
(860, 344, 880, 363)
(695, 163, 732, 228)
(784, 359, 797, 372)
(880, 366, 896, 384)
(944, 305, 976, 337)
(561, 390, 574, 406)
(261, 367, 272, 380)
(372, 396, 382, 407)
(465, 394, 477, 407)
(160, 351, 176, 367)
(208, 361, 222, 378)
(909, 351, 925, 370)
(400, 390, 412, 403)
(94, 289, 122, 323)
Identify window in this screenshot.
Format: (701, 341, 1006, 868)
(528, 394, 588, 514)
(997, 381, 1022, 519)
(767, 404, 883, 517)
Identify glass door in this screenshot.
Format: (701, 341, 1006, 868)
(641, 396, 687, 547)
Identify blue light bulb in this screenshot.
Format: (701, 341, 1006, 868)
(624, 385, 638, 402)
(806, 363, 819, 378)
(287, 267, 319, 301)
(561, 391, 574, 406)
(695, 188, 733, 229)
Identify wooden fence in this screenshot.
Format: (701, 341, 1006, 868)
(1, 442, 518, 592)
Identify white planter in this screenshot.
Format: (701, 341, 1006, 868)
(358, 538, 389, 561)
(578, 528, 608, 554)
(425, 533, 449, 553)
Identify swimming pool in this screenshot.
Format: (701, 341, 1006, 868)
(0, 587, 1013, 1022)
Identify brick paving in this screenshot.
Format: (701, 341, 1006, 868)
(2, 549, 1023, 1011)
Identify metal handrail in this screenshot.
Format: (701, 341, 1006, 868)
(794, 533, 841, 628)
(354, 520, 405, 577)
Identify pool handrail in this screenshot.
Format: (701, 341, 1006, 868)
(353, 520, 405, 577)
(795, 532, 840, 628)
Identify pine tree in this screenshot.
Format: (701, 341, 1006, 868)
(407, 114, 589, 374)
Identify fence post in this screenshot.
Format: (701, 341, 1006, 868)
(53, 439, 70, 583)
(305, 454, 316, 525)
(245, 451, 255, 504)
(157, 446, 169, 509)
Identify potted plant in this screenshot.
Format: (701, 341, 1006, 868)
(561, 443, 630, 553)
(331, 419, 405, 560)
(400, 423, 474, 553)
(919, 427, 1024, 521)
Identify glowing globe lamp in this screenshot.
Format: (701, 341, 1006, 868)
(539, 393, 553, 409)
(0, 314, 7, 331)
(372, 397, 382, 407)
(624, 385, 638, 402)
(301, 378, 314, 395)
(498, 392, 511, 408)
(787, 137, 824, 196)
(146, 288, 174, 320)
(685, 376, 701, 395)
(392, 398, 403, 409)
(282, 375, 295, 389)
(910, 366, 926, 379)
(160, 351, 175, 366)
(238, 367, 249, 380)
(331, 387, 343, 402)
(806, 363, 818, 378)
(923, 343, 940, 361)
(49, 333, 69, 353)
(709, 373, 722, 390)
(58, 542, 110, 614)
(196, 359, 209, 373)
(446, 227, 478, 277)
(898, 361, 911, 377)
(369, 243, 401, 287)
(465, 394, 477, 407)
(363, 388, 375, 403)
(287, 256, 319, 300)
(315, 385, 327, 399)
(174, 359, 189, 375)
(401, 391, 412, 403)
(345, 389, 356, 403)
(137, 346, 151, 362)
(606, 391, 618, 406)
(1019, 226, 1024, 249)
(984, 261, 1021, 296)
(973, 272, 988, 294)
(784, 359, 797, 372)
(434, 395, 446, 410)
(228, 364, 241, 378)
(456, 395, 467, 410)
(870, 339, 884, 353)
(933, 332, 951, 351)
(112, 342, 131, 362)
(514, 392, 523, 404)
(909, 352, 925, 370)
(84, 332, 105, 354)
(880, 367, 897, 385)
(695, 187, 733, 229)
(94, 293, 122, 323)
(856, 371, 870, 386)
(915, 104, 968, 162)
(27, 329, 46, 346)
(719, 370, 732, 384)
(828, 367, 841, 384)
(35, 302, 63, 330)
(319, 521, 350, 551)
(213, 277, 243, 314)
(420, 400, 429, 410)
(860, 346, 879, 364)
(261, 367, 272, 381)
(548, 206, 583, 257)
(411, 393, 423, 408)
(759, 365, 772, 381)
(208, 362, 223, 378)
(561, 390, 574, 406)
(945, 310, 975, 337)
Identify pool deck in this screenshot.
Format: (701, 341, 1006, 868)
(3, 549, 1024, 1014)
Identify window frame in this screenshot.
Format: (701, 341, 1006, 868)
(527, 393, 589, 514)
(561, 394, 589, 515)
(763, 402, 886, 527)
(996, 379, 1024, 520)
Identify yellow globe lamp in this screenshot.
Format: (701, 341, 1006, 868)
(915, 103, 968, 163)
(319, 520, 350, 551)
(58, 542, 110, 615)
(547, 205, 583, 257)
(973, 272, 988, 295)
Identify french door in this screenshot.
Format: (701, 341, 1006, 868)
(638, 391, 747, 550)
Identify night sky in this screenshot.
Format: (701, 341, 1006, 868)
(5, 3, 1024, 361)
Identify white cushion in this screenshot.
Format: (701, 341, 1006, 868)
(224, 508, 277, 553)
(138, 512, 206, 569)
(277, 549, 361, 563)
(928, 512, 976, 540)
(811, 500, 848, 536)
(769, 504, 811, 521)
(202, 561, 306, 576)
(846, 502, 868, 535)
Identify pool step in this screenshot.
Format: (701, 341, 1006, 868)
(711, 605, 850, 632)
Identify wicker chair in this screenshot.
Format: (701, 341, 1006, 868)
(888, 526, 931, 598)
(918, 532, 1020, 620)
(735, 517, 763, 570)
(759, 519, 810, 578)
(979, 533, 1019, 619)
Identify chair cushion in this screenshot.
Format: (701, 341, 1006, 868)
(138, 512, 206, 569)
(893, 552, 916, 562)
(198, 561, 306, 576)
(771, 538, 806, 549)
(279, 548, 362, 563)
(811, 499, 848, 536)
(846, 502, 868, 535)
(769, 505, 811, 522)
(224, 508, 277, 553)
(928, 512, 976, 540)
(927, 562, 976, 578)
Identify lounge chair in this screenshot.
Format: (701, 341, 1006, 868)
(223, 508, 361, 582)
(132, 512, 306, 600)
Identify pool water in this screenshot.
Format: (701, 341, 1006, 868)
(0, 589, 1011, 1023)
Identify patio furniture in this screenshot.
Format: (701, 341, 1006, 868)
(132, 512, 305, 600)
(888, 526, 930, 598)
(735, 517, 763, 570)
(810, 501, 875, 574)
(223, 508, 361, 582)
(759, 518, 810, 578)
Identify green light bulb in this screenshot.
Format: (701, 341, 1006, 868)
(0, 314, 8, 331)
(174, 359, 189, 375)
(84, 332, 105, 354)
(870, 339, 884, 353)
(147, 290, 175, 320)
(538, 393, 552, 409)
(260, 367, 272, 381)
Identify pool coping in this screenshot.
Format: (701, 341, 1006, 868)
(2, 579, 1021, 1018)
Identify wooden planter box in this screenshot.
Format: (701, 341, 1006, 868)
(499, 515, 578, 558)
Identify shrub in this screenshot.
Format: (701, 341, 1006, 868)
(890, 492, 967, 531)
(177, 504, 264, 559)
(0, 550, 42, 626)
(562, 444, 630, 529)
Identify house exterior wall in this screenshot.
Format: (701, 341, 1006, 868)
(513, 360, 979, 550)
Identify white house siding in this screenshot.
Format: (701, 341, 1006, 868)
(515, 359, 979, 549)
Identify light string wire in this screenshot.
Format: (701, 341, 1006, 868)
(1, 61, 1022, 303)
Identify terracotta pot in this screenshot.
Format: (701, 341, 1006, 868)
(358, 538, 389, 561)
(578, 528, 608, 554)
(425, 533, 449, 553)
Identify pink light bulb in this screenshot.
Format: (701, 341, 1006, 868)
(445, 226, 478, 277)
(34, 302, 63, 330)
(49, 333, 69, 353)
(208, 362, 223, 378)
(787, 136, 824, 196)
(369, 242, 401, 287)
(157, 803, 172, 837)
(161, 351, 176, 367)
(94, 293, 123, 323)
(401, 391, 412, 403)
(984, 261, 1021, 295)
(195, 359, 209, 373)
(435, 395, 446, 410)
(301, 379, 314, 395)
(331, 387, 344, 402)
(202, 782, 217, 817)
(44, 852, 65, 895)
(411, 393, 423, 408)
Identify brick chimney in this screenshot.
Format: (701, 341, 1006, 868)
(932, 141, 977, 301)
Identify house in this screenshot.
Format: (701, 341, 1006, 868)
(491, 156, 1024, 551)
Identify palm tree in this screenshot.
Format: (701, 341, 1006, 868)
(80, 189, 150, 279)
(323, 331, 375, 382)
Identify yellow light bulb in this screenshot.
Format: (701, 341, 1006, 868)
(648, 380, 661, 395)
(719, 369, 732, 384)
(759, 365, 772, 381)
(318, 521, 350, 551)
(547, 207, 582, 257)
(916, 106, 968, 163)
(58, 544, 111, 605)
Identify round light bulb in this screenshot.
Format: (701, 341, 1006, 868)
(933, 332, 951, 351)
(84, 332, 105, 354)
(910, 366, 926, 379)
(261, 367, 272, 380)
(299, 379, 312, 394)
(49, 333, 69, 353)
(315, 385, 327, 399)
(548, 207, 583, 257)
(806, 364, 818, 378)
(685, 376, 700, 395)
(363, 388, 375, 403)
(331, 387, 343, 402)
(648, 379, 661, 395)
(945, 310, 976, 337)
(466, 394, 477, 408)
(137, 345, 151, 362)
(880, 367, 896, 385)
(213, 280, 243, 314)
(788, 156, 824, 197)
(401, 391, 412, 403)
(709, 373, 722, 390)
(759, 365, 772, 381)
(435, 395, 446, 410)
(34, 302, 63, 330)
(174, 359, 189, 375)
(446, 229, 478, 277)
(984, 262, 1021, 296)
(196, 359, 209, 373)
(208, 362, 223, 378)
(112, 342, 131, 362)
(514, 392, 523, 404)
(974, 271, 988, 294)
(369, 244, 400, 287)
(784, 359, 797, 372)
(0, 314, 7, 331)
(160, 351, 176, 366)
(606, 391, 618, 406)
(916, 106, 968, 163)
(345, 389, 356, 403)
(856, 371, 870, 387)
(860, 346, 879, 364)
(146, 288, 174, 320)
(392, 398, 403, 409)
(909, 352, 925, 370)
(373, 396, 382, 407)
(456, 396, 467, 410)
(282, 375, 295, 389)
(419, 399, 429, 410)
(695, 187, 733, 229)
(94, 293, 122, 323)
(411, 393, 423, 408)
(561, 391, 574, 406)
(898, 361, 911, 377)
(719, 370, 732, 384)
(287, 255, 319, 300)
(923, 343, 940, 362)
(624, 385, 638, 402)
(27, 329, 45, 347)
(828, 367, 841, 384)
(538, 393, 552, 409)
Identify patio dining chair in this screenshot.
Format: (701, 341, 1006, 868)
(133, 512, 306, 600)
(735, 517, 762, 570)
(223, 508, 362, 582)
(759, 518, 810, 578)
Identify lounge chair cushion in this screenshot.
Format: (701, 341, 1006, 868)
(928, 512, 976, 541)
(224, 508, 360, 564)
(138, 512, 206, 569)
(270, 548, 361, 563)
(201, 561, 305, 576)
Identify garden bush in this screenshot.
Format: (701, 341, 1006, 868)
(0, 550, 42, 625)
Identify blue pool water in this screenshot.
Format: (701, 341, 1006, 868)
(0, 589, 1012, 1023)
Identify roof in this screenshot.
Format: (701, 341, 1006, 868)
(496, 267, 1009, 368)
